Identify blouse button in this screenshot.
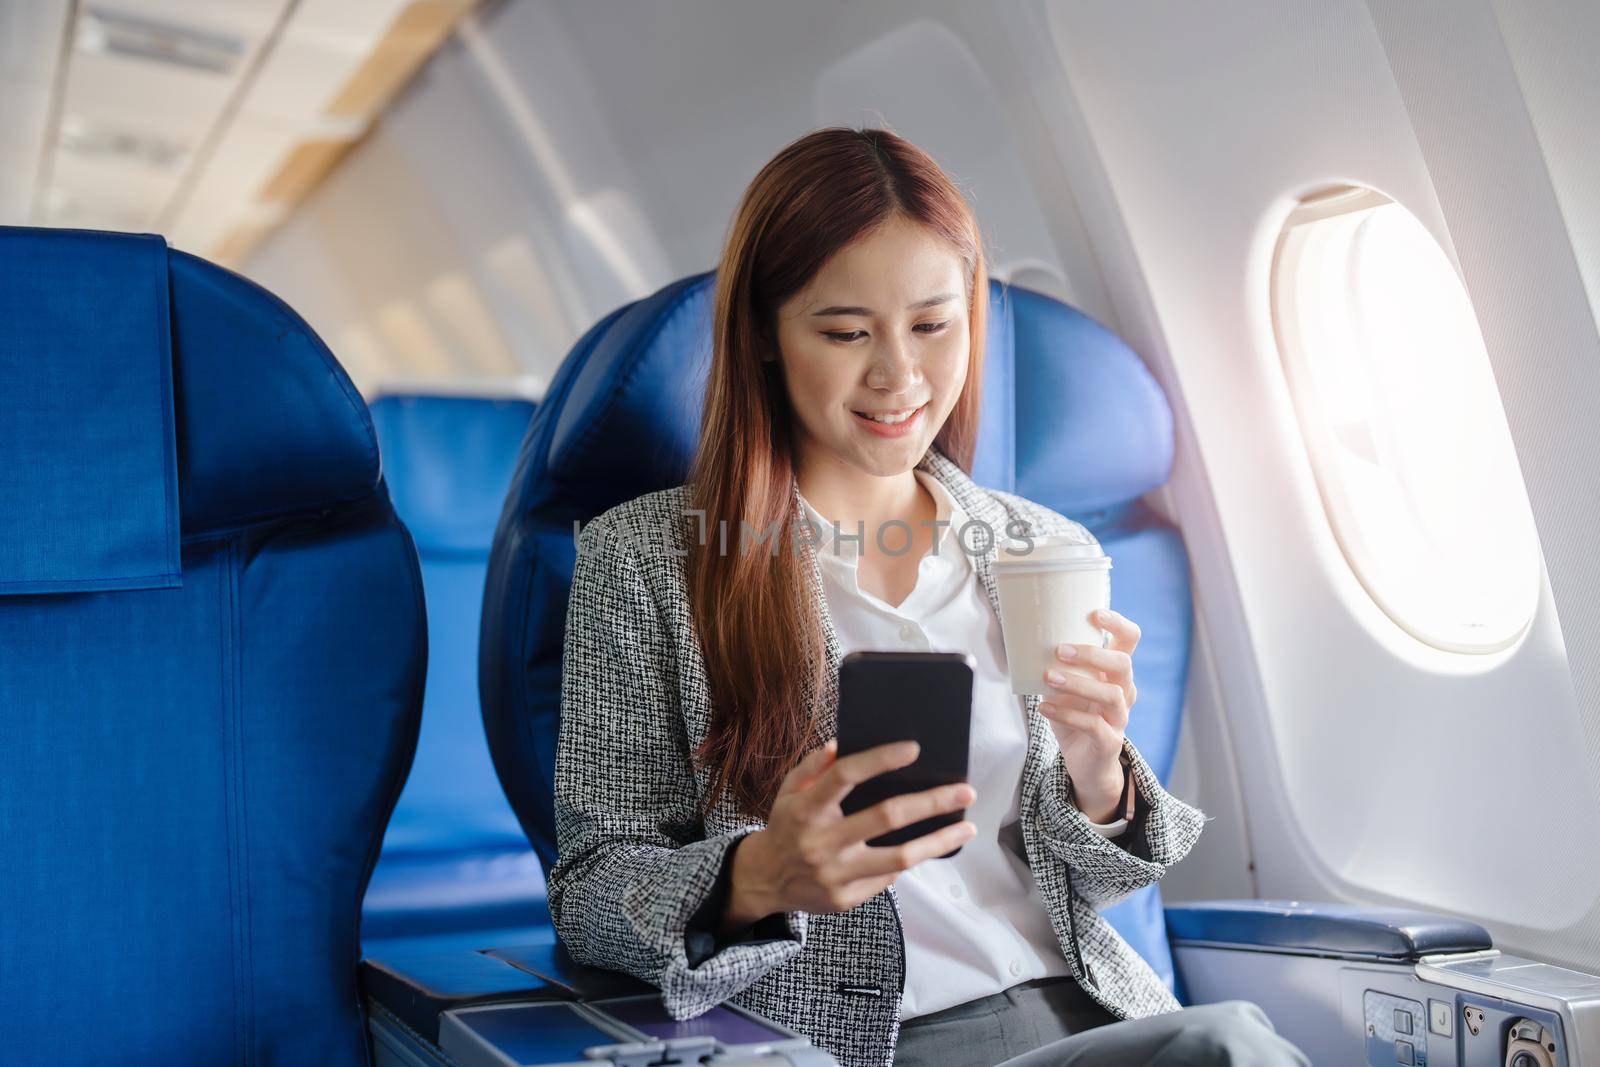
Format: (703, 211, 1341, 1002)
(1008, 960, 1022, 977)
(948, 883, 962, 900)
(898, 623, 917, 642)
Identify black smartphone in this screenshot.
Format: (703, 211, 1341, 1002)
(835, 650, 974, 857)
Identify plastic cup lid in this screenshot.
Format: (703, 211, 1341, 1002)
(997, 534, 1109, 566)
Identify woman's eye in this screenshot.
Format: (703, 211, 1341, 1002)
(823, 322, 948, 343)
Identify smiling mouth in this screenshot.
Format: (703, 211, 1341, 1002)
(853, 403, 926, 425)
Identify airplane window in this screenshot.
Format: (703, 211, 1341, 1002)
(1270, 185, 1541, 654)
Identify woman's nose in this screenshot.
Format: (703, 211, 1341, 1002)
(865, 335, 919, 392)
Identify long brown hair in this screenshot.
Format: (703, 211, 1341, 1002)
(687, 127, 988, 819)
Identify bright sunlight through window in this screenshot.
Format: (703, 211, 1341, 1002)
(1271, 186, 1541, 654)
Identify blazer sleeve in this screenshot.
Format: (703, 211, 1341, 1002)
(1031, 735, 1211, 909)
(547, 516, 806, 1020)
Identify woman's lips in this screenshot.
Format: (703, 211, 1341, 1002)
(852, 403, 927, 438)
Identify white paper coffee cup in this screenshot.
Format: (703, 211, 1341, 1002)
(993, 535, 1112, 696)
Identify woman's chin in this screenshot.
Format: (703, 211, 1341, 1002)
(843, 435, 934, 478)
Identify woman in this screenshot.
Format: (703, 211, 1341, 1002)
(549, 127, 1309, 1067)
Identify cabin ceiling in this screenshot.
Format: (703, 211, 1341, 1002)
(0, 0, 474, 266)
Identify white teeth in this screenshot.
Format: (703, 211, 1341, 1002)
(860, 406, 919, 424)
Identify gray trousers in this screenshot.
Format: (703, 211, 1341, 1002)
(892, 978, 1312, 1066)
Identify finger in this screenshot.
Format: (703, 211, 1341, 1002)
(838, 819, 979, 880)
(777, 739, 837, 799)
(835, 871, 898, 908)
(810, 739, 920, 810)
(1041, 666, 1126, 723)
(789, 739, 841, 794)
(1054, 644, 1132, 685)
(817, 869, 899, 913)
(826, 780, 975, 850)
(1093, 608, 1140, 654)
(1040, 699, 1122, 738)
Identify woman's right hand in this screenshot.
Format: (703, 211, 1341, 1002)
(719, 739, 977, 932)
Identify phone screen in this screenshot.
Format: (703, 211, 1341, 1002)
(835, 651, 973, 854)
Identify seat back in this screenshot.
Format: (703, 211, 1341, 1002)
(362, 394, 551, 948)
(479, 272, 1192, 996)
(479, 274, 716, 874)
(369, 394, 536, 857)
(0, 227, 427, 1064)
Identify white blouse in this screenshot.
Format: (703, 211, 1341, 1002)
(797, 470, 1124, 1021)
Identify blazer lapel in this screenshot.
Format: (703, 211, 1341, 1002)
(791, 478, 843, 745)
(915, 449, 1010, 629)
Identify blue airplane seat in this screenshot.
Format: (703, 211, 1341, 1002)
(478, 270, 1193, 997)
(362, 394, 555, 953)
(0, 227, 426, 1064)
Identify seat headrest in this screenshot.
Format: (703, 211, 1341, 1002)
(544, 273, 716, 509)
(0, 226, 382, 598)
(521, 271, 1172, 519)
(167, 244, 380, 533)
(1008, 285, 1174, 515)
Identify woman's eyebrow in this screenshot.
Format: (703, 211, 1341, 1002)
(810, 292, 957, 316)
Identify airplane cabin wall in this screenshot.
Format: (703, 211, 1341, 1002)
(1029, 0, 1600, 977)
(242, 0, 1600, 977)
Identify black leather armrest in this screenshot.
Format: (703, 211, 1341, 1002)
(483, 940, 655, 1000)
(1164, 899, 1493, 961)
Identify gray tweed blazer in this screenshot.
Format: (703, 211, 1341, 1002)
(549, 448, 1211, 1067)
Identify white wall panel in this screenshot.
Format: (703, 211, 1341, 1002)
(1041, 0, 1598, 972)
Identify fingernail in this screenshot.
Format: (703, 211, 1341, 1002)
(901, 740, 920, 756)
(1056, 644, 1078, 660)
(1045, 668, 1067, 685)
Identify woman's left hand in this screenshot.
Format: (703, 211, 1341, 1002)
(1038, 607, 1139, 823)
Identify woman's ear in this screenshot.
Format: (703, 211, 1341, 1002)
(757, 321, 780, 363)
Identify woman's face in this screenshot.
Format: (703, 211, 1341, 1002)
(772, 214, 970, 480)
